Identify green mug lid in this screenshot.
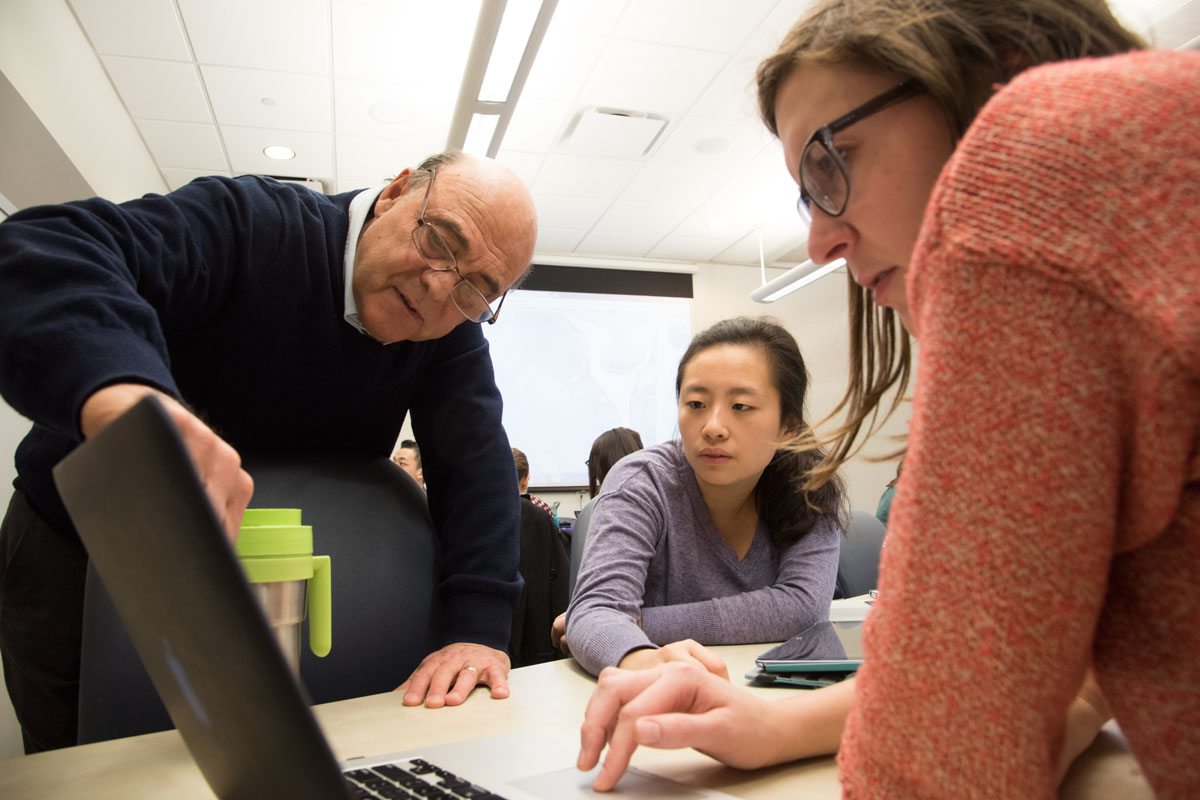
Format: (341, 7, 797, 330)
(235, 524, 312, 557)
(242, 508, 302, 527)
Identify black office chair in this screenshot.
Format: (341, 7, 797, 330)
(834, 510, 887, 599)
(77, 452, 441, 743)
(508, 498, 568, 668)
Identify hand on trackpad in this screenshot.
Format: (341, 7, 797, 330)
(510, 766, 711, 798)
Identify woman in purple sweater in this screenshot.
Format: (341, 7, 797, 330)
(562, 317, 844, 677)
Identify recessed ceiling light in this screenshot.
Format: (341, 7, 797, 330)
(708, 217, 730, 233)
(263, 145, 295, 160)
(369, 102, 414, 125)
(694, 136, 730, 155)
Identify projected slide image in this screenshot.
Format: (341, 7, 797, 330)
(483, 290, 692, 487)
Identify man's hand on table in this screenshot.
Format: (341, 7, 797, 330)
(81, 383, 253, 543)
(396, 642, 511, 708)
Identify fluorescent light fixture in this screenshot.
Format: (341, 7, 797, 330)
(463, 113, 501, 156)
(447, 0, 558, 158)
(479, 0, 541, 102)
(262, 145, 295, 161)
(750, 258, 845, 303)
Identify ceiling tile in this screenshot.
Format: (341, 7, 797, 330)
(712, 227, 809, 266)
(531, 194, 608, 230)
(578, 40, 727, 115)
(335, 135, 440, 186)
(494, 150, 545, 188)
(619, 160, 725, 205)
(532, 155, 640, 201)
(592, 201, 688, 237)
(102, 56, 211, 123)
(648, 235, 729, 262)
(202, 66, 332, 131)
(69, 0, 191, 60)
(503, 97, 573, 153)
(576, 231, 660, 258)
(615, 0, 778, 53)
(651, 114, 770, 168)
(137, 119, 228, 170)
(689, 52, 763, 123)
(179, 0, 330, 73)
(691, 0, 821, 121)
(331, 0, 478, 91)
(534, 228, 587, 253)
(333, 77, 454, 140)
(520, 31, 607, 102)
(670, 141, 801, 240)
(547, 0, 626, 35)
(161, 167, 232, 192)
(220, 125, 334, 177)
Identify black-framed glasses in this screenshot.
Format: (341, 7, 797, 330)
(411, 168, 507, 325)
(796, 80, 921, 226)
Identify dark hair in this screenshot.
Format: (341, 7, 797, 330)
(754, 0, 1144, 491)
(587, 428, 644, 498)
(676, 317, 844, 547)
(511, 448, 529, 481)
(399, 439, 421, 469)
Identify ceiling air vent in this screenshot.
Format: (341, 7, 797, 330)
(555, 108, 670, 160)
(269, 176, 326, 193)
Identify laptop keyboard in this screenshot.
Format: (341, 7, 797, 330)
(345, 758, 509, 800)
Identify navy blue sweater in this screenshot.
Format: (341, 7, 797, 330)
(0, 176, 521, 649)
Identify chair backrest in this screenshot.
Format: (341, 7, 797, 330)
(834, 510, 887, 599)
(77, 452, 441, 743)
(508, 497, 569, 667)
(568, 497, 597, 598)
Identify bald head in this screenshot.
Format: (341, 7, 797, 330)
(352, 151, 539, 343)
(424, 154, 538, 285)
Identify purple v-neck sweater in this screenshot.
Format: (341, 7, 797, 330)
(566, 440, 840, 675)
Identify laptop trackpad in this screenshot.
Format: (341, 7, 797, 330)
(510, 765, 712, 798)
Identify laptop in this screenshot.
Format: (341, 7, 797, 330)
(53, 397, 734, 800)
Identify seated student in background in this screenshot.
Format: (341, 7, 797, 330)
(513, 448, 554, 519)
(578, 1, 1198, 796)
(562, 317, 843, 678)
(873, 459, 900, 527)
(567, 427, 645, 597)
(509, 448, 570, 668)
(391, 439, 424, 489)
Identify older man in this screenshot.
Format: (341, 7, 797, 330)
(0, 151, 536, 752)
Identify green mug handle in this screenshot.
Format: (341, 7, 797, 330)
(307, 555, 332, 658)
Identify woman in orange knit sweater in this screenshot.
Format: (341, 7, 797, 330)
(576, 1, 1199, 797)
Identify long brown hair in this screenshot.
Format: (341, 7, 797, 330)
(756, 0, 1145, 490)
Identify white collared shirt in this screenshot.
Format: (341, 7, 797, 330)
(342, 184, 389, 337)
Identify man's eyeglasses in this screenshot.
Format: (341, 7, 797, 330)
(411, 168, 507, 325)
(796, 79, 921, 226)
